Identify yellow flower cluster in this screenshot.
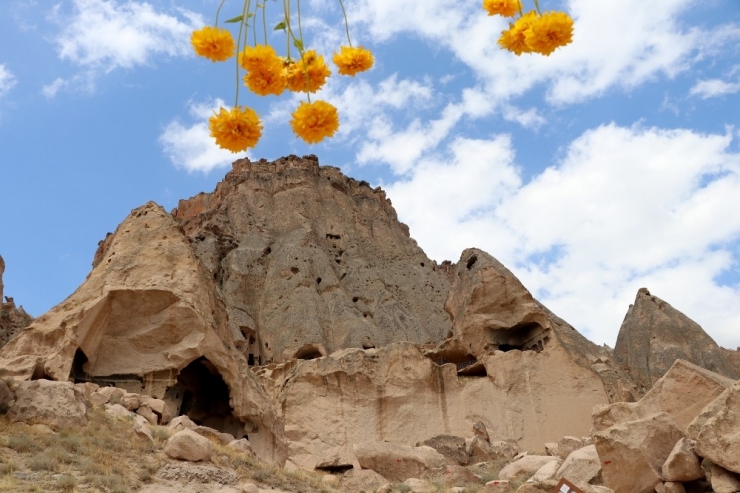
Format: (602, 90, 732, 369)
(485, 1, 574, 56)
(190, 13, 373, 150)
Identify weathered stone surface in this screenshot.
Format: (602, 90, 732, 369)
(688, 379, 740, 474)
(556, 445, 601, 485)
(261, 340, 616, 469)
(592, 359, 734, 433)
(422, 465, 481, 487)
(0, 256, 33, 349)
(594, 412, 685, 493)
(403, 478, 435, 492)
(514, 481, 558, 493)
(90, 386, 125, 406)
(440, 249, 636, 405)
(6, 379, 88, 429)
(661, 438, 702, 482)
(498, 455, 559, 482)
(164, 429, 213, 462)
(240, 484, 259, 493)
(483, 479, 514, 492)
(337, 468, 387, 493)
(711, 464, 740, 493)
(544, 442, 558, 457)
(657, 482, 686, 493)
(0, 202, 285, 464)
(613, 288, 739, 394)
(168, 415, 198, 432)
(419, 435, 468, 466)
(353, 442, 446, 482)
(557, 436, 585, 460)
(105, 403, 135, 419)
(172, 156, 454, 365)
(119, 392, 142, 411)
(195, 425, 234, 445)
(227, 438, 255, 456)
(136, 405, 158, 425)
(0, 378, 12, 413)
(530, 458, 563, 482)
(473, 421, 490, 442)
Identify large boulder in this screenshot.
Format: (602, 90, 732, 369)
(710, 464, 740, 493)
(555, 445, 601, 485)
(688, 379, 740, 474)
(6, 379, 88, 429)
(613, 288, 739, 394)
(592, 359, 734, 433)
(498, 455, 560, 482)
(352, 442, 446, 481)
(593, 412, 685, 493)
(418, 435, 468, 466)
(0, 202, 285, 465)
(661, 438, 702, 482)
(164, 429, 213, 462)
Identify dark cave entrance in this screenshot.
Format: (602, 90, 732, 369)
(171, 357, 248, 439)
(427, 349, 487, 377)
(488, 322, 550, 353)
(293, 343, 326, 360)
(70, 348, 89, 382)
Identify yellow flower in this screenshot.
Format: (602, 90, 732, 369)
(290, 100, 339, 144)
(208, 106, 262, 152)
(239, 44, 280, 72)
(285, 50, 331, 93)
(524, 11, 574, 56)
(483, 0, 521, 18)
(244, 63, 287, 96)
(332, 46, 374, 76)
(191, 26, 235, 62)
(498, 10, 538, 55)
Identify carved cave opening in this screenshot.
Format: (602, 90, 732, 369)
(171, 357, 248, 439)
(487, 322, 550, 353)
(427, 350, 487, 377)
(294, 343, 326, 360)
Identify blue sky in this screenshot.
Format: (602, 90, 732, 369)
(1, 0, 739, 349)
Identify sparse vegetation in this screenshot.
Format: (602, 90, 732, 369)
(1, 407, 507, 493)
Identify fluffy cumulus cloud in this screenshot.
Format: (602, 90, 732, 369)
(385, 124, 740, 348)
(159, 99, 242, 173)
(0, 64, 17, 97)
(47, 0, 202, 92)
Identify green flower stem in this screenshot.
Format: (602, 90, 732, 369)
(235, 0, 252, 107)
(283, 0, 291, 59)
(337, 0, 352, 47)
(533, 0, 542, 15)
(296, 0, 311, 102)
(215, 0, 226, 25)
(262, 2, 268, 45)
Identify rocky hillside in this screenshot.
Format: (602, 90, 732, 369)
(0, 256, 32, 348)
(1, 155, 739, 493)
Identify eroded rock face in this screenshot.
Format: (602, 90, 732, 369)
(594, 412, 685, 493)
(592, 359, 735, 433)
(0, 256, 33, 349)
(171, 155, 454, 365)
(688, 379, 740, 474)
(437, 249, 636, 404)
(259, 342, 614, 469)
(0, 203, 285, 464)
(613, 288, 739, 394)
(6, 379, 89, 429)
(353, 442, 446, 481)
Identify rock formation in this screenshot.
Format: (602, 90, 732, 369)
(0, 203, 284, 464)
(170, 155, 454, 365)
(0, 255, 33, 348)
(614, 288, 739, 394)
(5, 155, 740, 492)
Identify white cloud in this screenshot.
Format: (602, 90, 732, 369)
(0, 64, 17, 97)
(48, 0, 202, 92)
(353, 0, 734, 107)
(384, 123, 740, 348)
(159, 99, 243, 173)
(690, 78, 740, 99)
(42, 78, 68, 98)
